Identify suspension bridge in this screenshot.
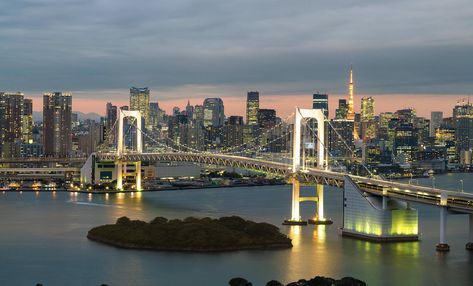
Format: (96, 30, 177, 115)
(6, 107, 473, 251)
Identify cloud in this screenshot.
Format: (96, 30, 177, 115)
(0, 0, 471, 97)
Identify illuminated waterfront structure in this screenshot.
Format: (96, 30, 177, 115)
(130, 87, 150, 128)
(43, 92, 72, 157)
(246, 91, 259, 126)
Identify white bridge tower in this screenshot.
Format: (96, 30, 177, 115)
(116, 110, 143, 191)
(284, 108, 332, 225)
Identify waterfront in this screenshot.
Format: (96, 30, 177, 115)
(1, 173, 473, 286)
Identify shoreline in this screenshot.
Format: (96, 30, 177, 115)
(87, 232, 292, 252)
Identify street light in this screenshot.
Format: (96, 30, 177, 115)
(459, 179, 464, 193)
(431, 176, 436, 190)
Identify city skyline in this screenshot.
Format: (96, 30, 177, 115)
(1, 0, 472, 118)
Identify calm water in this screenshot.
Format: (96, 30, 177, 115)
(1, 173, 473, 286)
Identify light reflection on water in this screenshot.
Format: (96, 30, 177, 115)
(0, 173, 473, 285)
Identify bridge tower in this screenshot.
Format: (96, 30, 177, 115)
(116, 110, 143, 191)
(284, 108, 331, 225)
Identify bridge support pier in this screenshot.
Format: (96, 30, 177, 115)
(466, 214, 473, 251)
(436, 207, 450, 252)
(308, 185, 333, 225)
(283, 177, 307, 225)
(116, 160, 123, 191)
(135, 161, 142, 191)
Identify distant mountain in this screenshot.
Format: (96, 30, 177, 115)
(33, 111, 102, 122)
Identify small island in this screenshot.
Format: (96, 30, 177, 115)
(87, 216, 292, 251)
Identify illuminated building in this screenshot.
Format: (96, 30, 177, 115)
(312, 93, 328, 118)
(130, 87, 150, 128)
(329, 119, 354, 157)
(105, 102, 117, 141)
(347, 66, 355, 121)
(258, 109, 277, 128)
(246, 91, 259, 126)
(453, 100, 473, 156)
(335, 99, 348, 120)
(203, 98, 225, 127)
(394, 124, 418, 163)
(361, 97, 374, 121)
(22, 98, 33, 144)
(430, 111, 443, 137)
(43, 92, 72, 157)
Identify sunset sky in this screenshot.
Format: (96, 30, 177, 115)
(1, 0, 472, 118)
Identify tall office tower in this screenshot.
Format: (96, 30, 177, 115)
(329, 119, 354, 157)
(22, 98, 33, 144)
(223, 116, 244, 147)
(129, 87, 150, 127)
(185, 100, 194, 119)
(105, 102, 118, 137)
(335, 99, 348, 119)
(43, 92, 72, 157)
(246, 91, 259, 125)
(453, 100, 473, 158)
(361, 97, 375, 121)
(430, 111, 443, 137)
(203, 98, 225, 127)
(347, 66, 355, 121)
(312, 93, 329, 118)
(193, 105, 204, 124)
(395, 108, 416, 124)
(258, 109, 277, 128)
(0, 92, 24, 143)
(149, 102, 160, 130)
(394, 124, 418, 163)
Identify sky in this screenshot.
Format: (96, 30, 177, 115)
(1, 0, 472, 118)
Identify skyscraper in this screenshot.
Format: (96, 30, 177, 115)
(246, 91, 259, 125)
(203, 98, 225, 127)
(361, 97, 375, 121)
(185, 100, 194, 119)
(430, 111, 443, 137)
(312, 93, 328, 118)
(335, 99, 348, 120)
(0, 92, 24, 143)
(258, 109, 277, 128)
(22, 98, 33, 144)
(105, 102, 117, 138)
(43, 92, 72, 157)
(130, 87, 150, 128)
(347, 66, 355, 121)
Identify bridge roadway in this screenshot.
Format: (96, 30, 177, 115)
(0, 157, 87, 164)
(97, 152, 473, 214)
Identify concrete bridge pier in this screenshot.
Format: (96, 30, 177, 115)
(308, 185, 333, 225)
(436, 207, 450, 252)
(283, 177, 307, 225)
(466, 214, 473, 250)
(116, 160, 123, 191)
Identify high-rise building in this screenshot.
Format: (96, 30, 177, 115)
(223, 116, 244, 148)
(258, 109, 277, 128)
(203, 98, 225, 127)
(453, 101, 473, 155)
(312, 93, 328, 118)
(185, 100, 194, 119)
(43, 92, 72, 157)
(246, 91, 259, 125)
(105, 102, 117, 139)
(347, 66, 355, 121)
(22, 98, 33, 144)
(329, 119, 354, 157)
(0, 92, 33, 157)
(335, 99, 348, 120)
(193, 105, 204, 125)
(430, 111, 443, 137)
(0, 92, 24, 143)
(361, 97, 375, 121)
(130, 87, 150, 128)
